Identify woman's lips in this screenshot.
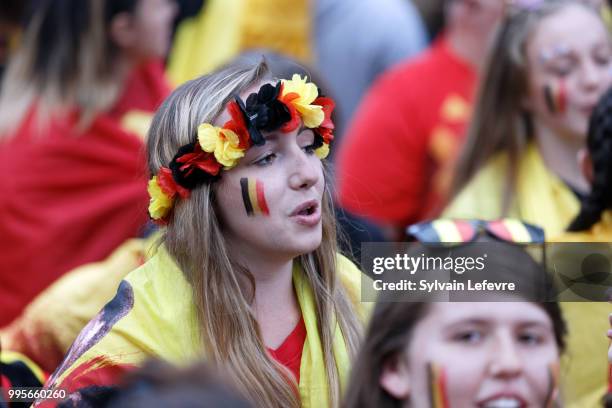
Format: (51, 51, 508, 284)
(290, 200, 321, 227)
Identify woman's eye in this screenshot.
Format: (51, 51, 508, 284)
(302, 143, 317, 155)
(594, 54, 611, 66)
(453, 330, 483, 344)
(517, 332, 543, 345)
(254, 153, 277, 166)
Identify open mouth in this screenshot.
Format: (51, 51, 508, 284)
(290, 200, 321, 226)
(479, 397, 526, 408)
(298, 205, 316, 216)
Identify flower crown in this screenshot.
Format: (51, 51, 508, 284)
(148, 74, 335, 223)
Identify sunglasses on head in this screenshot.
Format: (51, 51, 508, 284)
(406, 219, 545, 244)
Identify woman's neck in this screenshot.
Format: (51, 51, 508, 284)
(230, 244, 301, 349)
(534, 121, 589, 194)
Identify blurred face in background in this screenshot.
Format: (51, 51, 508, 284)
(112, 0, 178, 61)
(525, 3, 612, 143)
(380, 302, 560, 408)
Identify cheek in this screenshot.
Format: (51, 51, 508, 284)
(523, 353, 560, 401)
(541, 79, 568, 115)
(408, 338, 484, 404)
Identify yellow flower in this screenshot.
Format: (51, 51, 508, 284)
(148, 176, 173, 220)
(281, 74, 324, 128)
(197, 123, 245, 168)
(315, 143, 330, 159)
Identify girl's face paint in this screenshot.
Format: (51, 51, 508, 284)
(214, 83, 325, 259)
(542, 80, 567, 116)
(398, 303, 560, 407)
(427, 363, 450, 408)
(240, 178, 270, 217)
(526, 4, 612, 142)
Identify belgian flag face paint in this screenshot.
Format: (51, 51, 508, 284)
(240, 178, 270, 217)
(543, 80, 567, 115)
(427, 363, 450, 408)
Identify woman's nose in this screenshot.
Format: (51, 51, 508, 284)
(487, 335, 523, 379)
(288, 149, 321, 190)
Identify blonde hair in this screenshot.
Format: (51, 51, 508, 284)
(147, 60, 362, 408)
(451, 0, 601, 210)
(0, 0, 135, 135)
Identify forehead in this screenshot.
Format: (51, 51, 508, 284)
(528, 5, 607, 55)
(423, 302, 551, 327)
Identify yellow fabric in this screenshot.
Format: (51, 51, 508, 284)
(444, 143, 580, 236)
(167, 0, 312, 85)
(549, 211, 612, 408)
(443, 144, 604, 408)
(119, 110, 154, 141)
(0, 238, 152, 373)
(51, 247, 370, 407)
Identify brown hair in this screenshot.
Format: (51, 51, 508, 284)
(0, 0, 139, 134)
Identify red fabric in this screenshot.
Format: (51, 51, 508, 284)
(35, 357, 134, 408)
(337, 37, 477, 226)
(0, 60, 171, 327)
(267, 317, 306, 384)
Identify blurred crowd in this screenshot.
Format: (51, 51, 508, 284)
(1, 0, 612, 407)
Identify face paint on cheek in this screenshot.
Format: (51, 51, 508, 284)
(240, 178, 270, 217)
(427, 362, 450, 408)
(543, 80, 567, 116)
(545, 363, 560, 408)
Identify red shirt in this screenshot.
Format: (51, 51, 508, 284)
(267, 317, 306, 384)
(337, 37, 477, 226)
(0, 60, 171, 326)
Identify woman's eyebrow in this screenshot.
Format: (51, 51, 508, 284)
(262, 133, 280, 143)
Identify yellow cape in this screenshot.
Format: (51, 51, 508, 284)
(49, 246, 370, 408)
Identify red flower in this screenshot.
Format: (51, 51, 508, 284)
(278, 83, 301, 133)
(314, 96, 335, 144)
(157, 167, 190, 199)
(224, 101, 251, 150)
(176, 143, 222, 178)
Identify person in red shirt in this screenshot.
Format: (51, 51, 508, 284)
(336, 0, 505, 239)
(0, 0, 177, 327)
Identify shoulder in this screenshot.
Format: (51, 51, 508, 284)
(443, 152, 510, 220)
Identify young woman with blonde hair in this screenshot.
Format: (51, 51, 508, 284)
(444, 1, 612, 406)
(0, 0, 176, 326)
(37, 60, 367, 408)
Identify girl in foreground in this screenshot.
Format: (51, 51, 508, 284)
(38, 60, 367, 408)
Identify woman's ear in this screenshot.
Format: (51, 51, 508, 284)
(108, 12, 136, 50)
(578, 148, 594, 185)
(380, 355, 411, 400)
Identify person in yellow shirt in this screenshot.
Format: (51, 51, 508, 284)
(37, 60, 368, 408)
(553, 86, 612, 406)
(443, 1, 612, 406)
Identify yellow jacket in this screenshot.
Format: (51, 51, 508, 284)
(444, 144, 607, 408)
(43, 246, 369, 408)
